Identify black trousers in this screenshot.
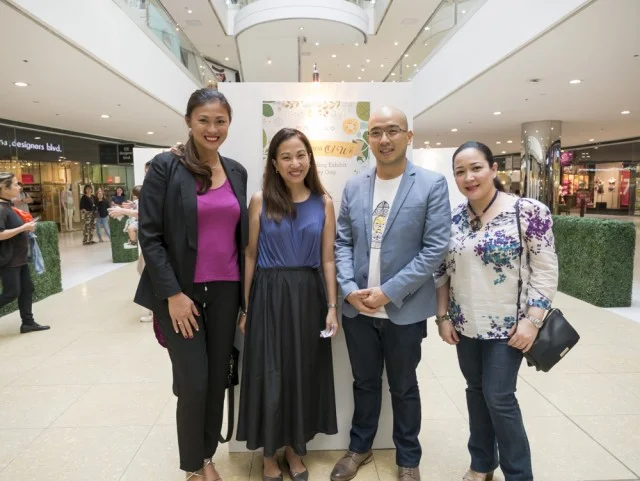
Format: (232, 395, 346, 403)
(0, 264, 35, 324)
(343, 315, 425, 468)
(156, 281, 240, 472)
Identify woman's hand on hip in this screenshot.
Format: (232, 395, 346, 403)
(438, 320, 459, 345)
(168, 293, 200, 339)
(508, 320, 538, 352)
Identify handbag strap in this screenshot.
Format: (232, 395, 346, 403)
(515, 199, 524, 324)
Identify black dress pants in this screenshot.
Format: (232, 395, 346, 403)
(0, 264, 35, 324)
(156, 281, 240, 472)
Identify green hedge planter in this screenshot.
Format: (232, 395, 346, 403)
(109, 217, 139, 263)
(553, 215, 635, 307)
(0, 221, 63, 317)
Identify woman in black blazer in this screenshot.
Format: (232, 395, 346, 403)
(135, 85, 248, 481)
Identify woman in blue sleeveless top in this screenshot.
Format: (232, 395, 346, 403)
(238, 128, 339, 481)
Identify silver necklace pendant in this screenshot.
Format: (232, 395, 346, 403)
(470, 217, 482, 232)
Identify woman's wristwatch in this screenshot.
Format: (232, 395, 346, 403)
(524, 314, 544, 328)
(327, 303, 338, 309)
(435, 313, 451, 325)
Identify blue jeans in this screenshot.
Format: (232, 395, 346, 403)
(343, 315, 425, 468)
(96, 216, 110, 241)
(456, 335, 533, 481)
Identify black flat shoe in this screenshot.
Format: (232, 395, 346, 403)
(285, 458, 308, 481)
(20, 322, 51, 334)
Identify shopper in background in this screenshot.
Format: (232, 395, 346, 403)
(80, 185, 97, 245)
(333, 106, 451, 481)
(60, 184, 75, 232)
(434, 141, 558, 481)
(14, 182, 33, 213)
(237, 128, 338, 481)
(94, 188, 111, 242)
(135, 85, 248, 481)
(111, 187, 127, 206)
(0, 172, 50, 333)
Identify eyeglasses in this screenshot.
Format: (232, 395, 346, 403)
(369, 127, 408, 139)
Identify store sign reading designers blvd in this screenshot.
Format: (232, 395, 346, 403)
(0, 138, 62, 153)
(118, 144, 134, 164)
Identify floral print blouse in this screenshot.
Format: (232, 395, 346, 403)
(434, 197, 558, 340)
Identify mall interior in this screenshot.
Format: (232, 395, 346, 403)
(0, 0, 639, 480)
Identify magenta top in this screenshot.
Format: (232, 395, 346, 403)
(194, 179, 241, 283)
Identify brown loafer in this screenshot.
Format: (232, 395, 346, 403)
(462, 469, 494, 481)
(398, 466, 420, 481)
(330, 450, 373, 481)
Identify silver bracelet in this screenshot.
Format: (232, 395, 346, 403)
(327, 303, 337, 309)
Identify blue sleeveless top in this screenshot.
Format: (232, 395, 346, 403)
(257, 193, 325, 269)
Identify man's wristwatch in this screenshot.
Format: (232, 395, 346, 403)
(524, 314, 544, 329)
(435, 313, 451, 325)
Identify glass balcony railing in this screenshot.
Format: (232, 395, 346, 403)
(113, 0, 218, 86)
(231, 0, 370, 7)
(385, 0, 487, 82)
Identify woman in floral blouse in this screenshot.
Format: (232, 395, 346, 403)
(434, 141, 558, 481)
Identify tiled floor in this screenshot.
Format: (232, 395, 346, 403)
(1, 261, 639, 480)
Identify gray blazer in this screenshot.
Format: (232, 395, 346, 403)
(335, 161, 451, 325)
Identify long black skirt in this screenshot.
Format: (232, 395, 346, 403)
(237, 267, 338, 456)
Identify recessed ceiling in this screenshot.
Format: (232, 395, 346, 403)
(0, 1, 184, 147)
(413, 0, 640, 150)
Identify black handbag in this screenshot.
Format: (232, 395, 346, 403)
(515, 200, 580, 372)
(218, 346, 239, 443)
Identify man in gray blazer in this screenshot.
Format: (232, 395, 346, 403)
(331, 107, 451, 481)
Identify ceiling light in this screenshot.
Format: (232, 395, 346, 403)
(424, 141, 430, 145)
(354, 42, 359, 46)
(357, 76, 362, 80)
(380, 64, 384, 67)
(569, 79, 582, 84)
(404, 54, 409, 58)
(493, 111, 502, 116)
(101, 114, 110, 119)
(391, 73, 396, 76)
(147, 131, 155, 135)
(332, 54, 337, 58)
(413, 64, 417, 67)
(496, 141, 501, 144)
(451, 128, 458, 132)
(361, 68, 365, 72)
(366, 59, 370, 63)
(406, 64, 410, 68)
(394, 42, 399, 46)
(589, 138, 595, 142)
(14, 82, 28, 87)
(176, 26, 180, 31)
(425, 26, 430, 31)
(225, 57, 229, 61)
(34, 136, 41, 140)
(347, 64, 351, 68)
(621, 110, 631, 115)
(187, 9, 192, 13)
(315, 42, 320, 46)
(461, 10, 466, 13)
(299, 27, 304, 30)
(267, 59, 272, 64)
(507, 140, 513, 144)
(501, 151, 507, 154)
(436, 142, 441, 146)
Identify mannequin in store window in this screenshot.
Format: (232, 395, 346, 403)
(0, 172, 50, 333)
(80, 185, 97, 245)
(60, 184, 75, 232)
(14, 182, 33, 213)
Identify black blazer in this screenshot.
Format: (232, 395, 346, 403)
(134, 152, 248, 318)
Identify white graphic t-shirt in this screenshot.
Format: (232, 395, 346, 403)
(365, 174, 403, 318)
